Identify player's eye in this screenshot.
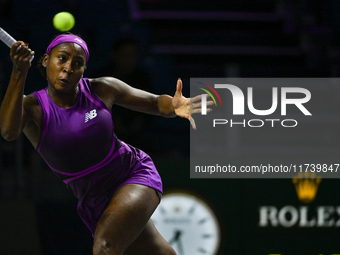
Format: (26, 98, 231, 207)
(58, 55, 67, 61)
(75, 60, 84, 67)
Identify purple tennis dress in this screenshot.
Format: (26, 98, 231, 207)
(33, 78, 163, 236)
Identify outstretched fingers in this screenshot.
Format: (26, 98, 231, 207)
(189, 115, 197, 130)
(190, 94, 214, 114)
(173, 79, 213, 129)
(175, 78, 183, 97)
(188, 94, 214, 130)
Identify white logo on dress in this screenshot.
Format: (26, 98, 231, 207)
(85, 109, 97, 122)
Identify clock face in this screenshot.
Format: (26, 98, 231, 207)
(151, 192, 221, 255)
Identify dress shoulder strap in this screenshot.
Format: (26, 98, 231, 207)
(79, 78, 111, 115)
(32, 88, 50, 152)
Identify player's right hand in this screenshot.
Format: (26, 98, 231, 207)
(10, 41, 35, 72)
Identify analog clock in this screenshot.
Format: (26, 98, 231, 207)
(151, 191, 221, 255)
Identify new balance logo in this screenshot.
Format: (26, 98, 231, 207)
(85, 109, 97, 123)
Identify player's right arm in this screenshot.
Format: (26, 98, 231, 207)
(0, 41, 36, 141)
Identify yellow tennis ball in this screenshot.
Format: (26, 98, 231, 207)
(53, 12, 75, 32)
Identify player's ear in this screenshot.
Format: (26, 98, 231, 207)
(42, 53, 49, 67)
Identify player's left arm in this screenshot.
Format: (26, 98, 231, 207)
(90, 77, 208, 129)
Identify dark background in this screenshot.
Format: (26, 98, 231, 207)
(1, 0, 340, 254)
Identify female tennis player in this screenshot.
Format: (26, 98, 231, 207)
(0, 34, 209, 255)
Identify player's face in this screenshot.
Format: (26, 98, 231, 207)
(43, 43, 87, 94)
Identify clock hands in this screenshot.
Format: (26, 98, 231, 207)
(176, 234, 184, 255)
(168, 229, 180, 245)
(169, 230, 184, 255)
(151, 193, 221, 255)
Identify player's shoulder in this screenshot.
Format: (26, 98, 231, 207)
(23, 93, 41, 115)
(24, 93, 39, 106)
(88, 77, 129, 108)
(89, 77, 123, 88)
(89, 76, 128, 95)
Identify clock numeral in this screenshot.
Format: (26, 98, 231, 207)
(202, 234, 213, 239)
(198, 247, 208, 254)
(198, 217, 208, 224)
(188, 205, 196, 215)
(159, 206, 166, 215)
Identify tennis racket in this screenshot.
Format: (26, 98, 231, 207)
(0, 27, 34, 62)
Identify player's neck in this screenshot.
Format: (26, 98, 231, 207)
(47, 85, 79, 109)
